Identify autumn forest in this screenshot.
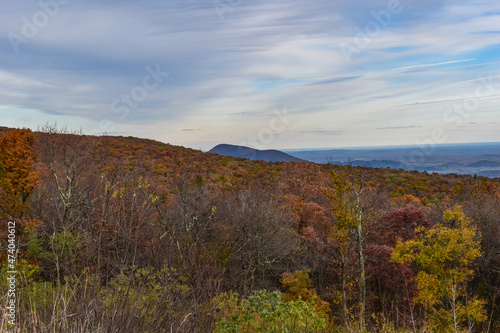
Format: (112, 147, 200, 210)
(1, 126, 500, 333)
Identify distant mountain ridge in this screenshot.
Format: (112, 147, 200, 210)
(467, 160, 500, 168)
(284, 142, 500, 177)
(209, 144, 303, 162)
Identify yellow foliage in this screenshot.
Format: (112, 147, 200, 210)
(392, 206, 485, 331)
(281, 270, 330, 314)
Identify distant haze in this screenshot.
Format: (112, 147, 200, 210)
(285, 142, 500, 177)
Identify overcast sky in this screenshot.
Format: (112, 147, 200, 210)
(1, 0, 499, 150)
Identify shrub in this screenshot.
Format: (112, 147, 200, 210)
(215, 289, 328, 333)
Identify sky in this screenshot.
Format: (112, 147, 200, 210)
(1, 0, 499, 151)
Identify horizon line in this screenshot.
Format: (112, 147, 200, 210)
(280, 141, 500, 152)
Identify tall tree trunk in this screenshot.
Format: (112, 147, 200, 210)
(341, 251, 349, 328)
(357, 221, 366, 331)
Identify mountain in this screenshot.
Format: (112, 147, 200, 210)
(341, 159, 407, 169)
(284, 142, 500, 176)
(209, 144, 303, 162)
(467, 160, 500, 168)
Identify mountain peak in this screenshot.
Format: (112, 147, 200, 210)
(209, 144, 302, 162)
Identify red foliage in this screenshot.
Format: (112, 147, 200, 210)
(295, 201, 331, 243)
(369, 206, 433, 247)
(365, 244, 415, 294)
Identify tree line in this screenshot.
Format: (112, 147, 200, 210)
(1, 126, 499, 332)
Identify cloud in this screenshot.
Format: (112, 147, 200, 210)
(309, 76, 362, 85)
(393, 59, 477, 71)
(376, 126, 423, 130)
(0, 0, 499, 150)
(299, 130, 343, 135)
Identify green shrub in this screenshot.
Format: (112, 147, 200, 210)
(215, 290, 327, 333)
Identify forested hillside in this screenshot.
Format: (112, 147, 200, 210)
(1, 126, 499, 332)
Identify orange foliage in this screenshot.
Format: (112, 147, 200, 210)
(0, 129, 40, 217)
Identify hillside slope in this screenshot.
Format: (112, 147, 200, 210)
(1, 127, 500, 332)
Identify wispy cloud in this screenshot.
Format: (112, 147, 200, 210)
(0, 0, 499, 150)
(393, 59, 477, 71)
(299, 130, 343, 135)
(376, 126, 423, 130)
(309, 76, 362, 85)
